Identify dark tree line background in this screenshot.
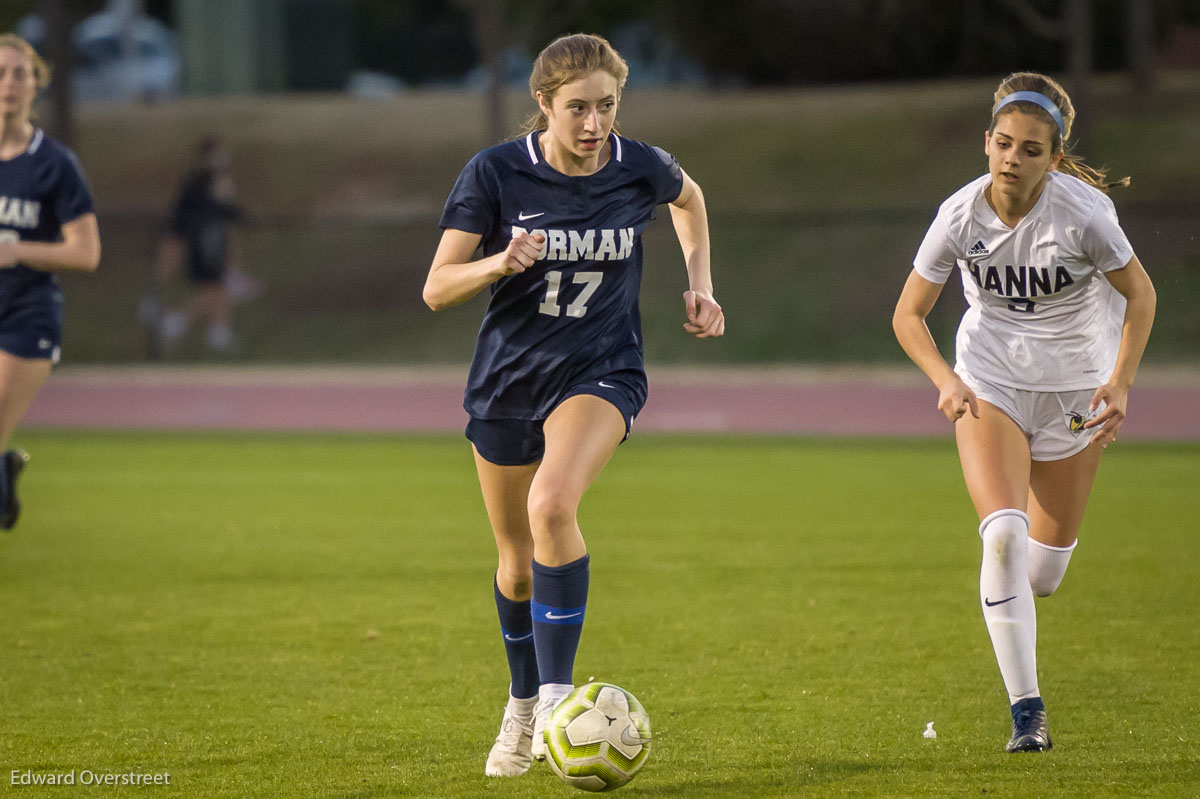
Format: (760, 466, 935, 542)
(5, 0, 1197, 148)
(353, 0, 1196, 86)
(7, 0, 1198, 87)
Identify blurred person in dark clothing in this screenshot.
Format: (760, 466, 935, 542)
(148, 136, 258, 355)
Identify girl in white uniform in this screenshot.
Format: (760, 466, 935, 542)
(893, 72, 1156, 752)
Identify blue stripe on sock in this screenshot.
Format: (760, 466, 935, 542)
(530, 601, 586, 625)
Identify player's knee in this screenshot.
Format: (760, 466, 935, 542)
(978, 508, 1030, 558)
(1027, 538, 1077, 597)
(526, 485, 578, 536)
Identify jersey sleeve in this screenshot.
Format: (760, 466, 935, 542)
(912, 205, 959, 284)
(53, 147, 95, 225)
(439, 151, 500, 240)
(648, 145, 684, 205)
(1081, 194, 1135, 273)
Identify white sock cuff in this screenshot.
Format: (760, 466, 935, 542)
(978, 508, 1030, 538)
(1027, 537, 1078, 554)
(508, 692, 538, 710)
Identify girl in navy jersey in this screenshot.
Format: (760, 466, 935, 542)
(0, 34, 100, 532)
(424, 33, 723, 777)
(893, 72, 1155, 753)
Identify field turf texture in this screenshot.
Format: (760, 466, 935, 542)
(2, 432, 1197, 797)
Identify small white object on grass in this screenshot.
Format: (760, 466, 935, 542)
(923, 721, 937, 739)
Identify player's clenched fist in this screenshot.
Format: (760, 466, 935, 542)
(500, 232, 546, 275)
(683, 290, 724, 338)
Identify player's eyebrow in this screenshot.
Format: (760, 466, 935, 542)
(993, 131, 1047, 148)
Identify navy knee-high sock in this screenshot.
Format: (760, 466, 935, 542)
(494, 578, 539, 699)
(531, 555, 589, 686)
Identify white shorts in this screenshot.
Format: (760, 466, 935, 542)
(958, 369, 1102, 462)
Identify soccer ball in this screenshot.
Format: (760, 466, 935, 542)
(545, 682, 652, 792)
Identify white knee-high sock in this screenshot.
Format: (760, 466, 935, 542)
(1027, 537, 1077, 597)
(979, 509, 1039, 704)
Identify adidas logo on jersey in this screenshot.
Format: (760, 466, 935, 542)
(967, 240, 990, 256)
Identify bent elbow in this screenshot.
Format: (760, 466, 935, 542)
(422, 286, 445, 312)
(82, 245, 101, 273)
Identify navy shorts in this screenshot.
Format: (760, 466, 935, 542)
(467, 375, 645, 466)
(0, 289, 63, 363)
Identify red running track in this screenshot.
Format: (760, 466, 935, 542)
(23, 365, 1200, 441)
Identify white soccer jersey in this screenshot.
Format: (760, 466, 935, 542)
(913, 171, 1135, 391)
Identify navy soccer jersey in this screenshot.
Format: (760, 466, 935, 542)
(0, 128, 94, 307)
(440, 131, 683, 421)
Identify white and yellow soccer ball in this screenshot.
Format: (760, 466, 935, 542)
(545, 682, 652, 792)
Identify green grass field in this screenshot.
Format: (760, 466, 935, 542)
(2, 432, 1198, 797)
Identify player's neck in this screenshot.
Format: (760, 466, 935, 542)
(0, 116, 34, 160)
(538, 131, 610, 177)
(985, 176, 1048, 229)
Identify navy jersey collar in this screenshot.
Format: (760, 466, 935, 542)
(0, 128, 43, 163)
(523, 130, 623, 170)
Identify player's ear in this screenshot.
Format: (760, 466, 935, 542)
(1049, 150, 1063, 172)
(983, 129, 991, 155)
(536, 91, 551, 117)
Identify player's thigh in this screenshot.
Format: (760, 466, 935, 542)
(1027, 440, 1104, 548)
(472, 446, 539, 585)
(531, 394, 626, 513)
(955, 399, 1033, 519)
(0, 351, 52, 446)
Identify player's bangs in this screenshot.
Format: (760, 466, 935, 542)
(529, 33, 628, 100)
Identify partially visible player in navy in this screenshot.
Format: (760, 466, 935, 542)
(424, 33, 723, 777)
(0, 34, 101, 531)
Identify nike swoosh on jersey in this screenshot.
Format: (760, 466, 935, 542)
(598, 381, 615, 388)
(518, 211, 545, 221)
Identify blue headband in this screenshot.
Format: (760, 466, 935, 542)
(992, 91, 1065, 138)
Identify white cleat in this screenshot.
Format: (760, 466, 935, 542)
(530, 683, 573, 762)
(485, 695, 536, 777)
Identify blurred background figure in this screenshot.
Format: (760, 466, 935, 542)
(142, 135, 258, 357)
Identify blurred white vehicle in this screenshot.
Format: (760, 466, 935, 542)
(17, 7, 180, 103)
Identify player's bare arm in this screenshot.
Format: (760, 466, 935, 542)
(424, 228, 547, 311)
(0, 214, 100, 272)
(893, 269, 979, 421)
(1084, 254, 1157, 445)
(669, 171, 723, 338)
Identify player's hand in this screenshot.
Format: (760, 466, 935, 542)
(683, 290, 724, 338)
(1084, 383, 1127, 449)
(499, 232, 545, 276)
(937, 375, 979, 423)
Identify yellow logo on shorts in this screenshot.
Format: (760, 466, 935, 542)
(1066, 413, 1087, 434)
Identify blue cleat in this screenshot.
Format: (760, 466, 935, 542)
(1, 449, 29, 531)
(1006, 697, 1052, 753)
